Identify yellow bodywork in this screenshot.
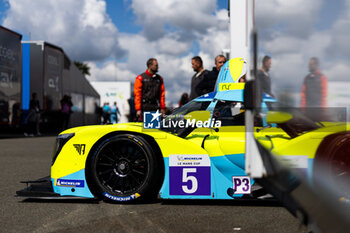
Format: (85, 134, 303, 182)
(51, 123, 210, 180)
(255, 123, 350, 162)
(52, 123, 249, 180)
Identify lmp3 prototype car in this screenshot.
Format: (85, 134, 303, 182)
(17, 58, 350, 203)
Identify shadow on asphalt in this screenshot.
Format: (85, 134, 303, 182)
(161, 198, 280, 207)
(19, 198, 101, 204)
(17, 197, 280, 207)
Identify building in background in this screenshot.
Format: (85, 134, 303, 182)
(0, 26, 22, 130)
(0, 25, 100, 135)
(22, 41, 100, 131)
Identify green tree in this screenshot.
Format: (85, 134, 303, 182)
(74, 61, 91, 76)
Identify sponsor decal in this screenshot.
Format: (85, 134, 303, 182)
(171, 154, 210, 167)
(232, 176, 251, 194)
(56, 179, 85, 188)
(73, 144, 86, 155)
(0, 72, 13, 88)
(0, 45, 15, 61)
(47, 55, 59, 66)
(196, 92, 216, 100)
(103, 192, 141, 201)
(169, 154, 211, 195)
(143, 110, 161, 129)
(218, 83, 245, 91)
(48, 76, 59, 91)
(129, 136, 143, 146)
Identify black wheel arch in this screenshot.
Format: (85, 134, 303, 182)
(313, 131, 350, 180)
(315, 131, 350, 162)
(85, 131, 165, 200)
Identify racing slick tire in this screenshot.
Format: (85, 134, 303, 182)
(87, 134, 162, 203)
(313, 133, 350, 198)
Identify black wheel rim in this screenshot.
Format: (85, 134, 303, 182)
(95, 138, 149, 196)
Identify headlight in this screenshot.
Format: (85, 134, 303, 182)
(52, 133, 75, 165)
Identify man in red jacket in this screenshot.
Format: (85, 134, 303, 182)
(134, 58, 165, 121)
(301, 57, 327, 108)
(301, 57, 327, 121)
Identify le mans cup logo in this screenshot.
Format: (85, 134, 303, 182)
(143, 110, 161, 129)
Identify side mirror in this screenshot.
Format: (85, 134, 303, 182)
(266, 111, 292, 124)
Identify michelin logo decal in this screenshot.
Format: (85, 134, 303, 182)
(56, 179, 85, 188)
(103, 192, 141, 201)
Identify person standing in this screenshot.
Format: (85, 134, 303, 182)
(134, 58, 165, 121)
(110, 102, 121, 124)
(128, 97, 136, 122)
(29, 92, 41, 136)
(301, 57, 327, 108)
(60, 95, 73, 130)
(198, 55, 226, 94)
(189, 56, 209, 100)
(256, 55, 272, 95)
(178, 93, 189, 107)
(102, 102, 110, 124)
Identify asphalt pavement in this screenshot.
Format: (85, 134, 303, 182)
(0, 136, 309, 233)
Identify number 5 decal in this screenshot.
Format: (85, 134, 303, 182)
(169, 154, 211, 195)
(182, 168, 198, 194)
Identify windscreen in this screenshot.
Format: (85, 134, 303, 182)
(161, 100, 210, 134)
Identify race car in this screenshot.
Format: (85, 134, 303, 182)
(17, 58, 350, 202)
(18, 87, 275, 202)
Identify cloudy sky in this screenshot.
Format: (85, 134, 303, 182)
(1, 0, 350, 104)
(255, 0, 350, 98)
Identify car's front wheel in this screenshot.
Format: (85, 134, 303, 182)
(87, 134, 162, 203)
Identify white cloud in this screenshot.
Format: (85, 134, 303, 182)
(325, 62, 350, 82)
(256, 0, 322, 39)
(156, 33, 192, 56)
(197, 27, 229, 61)
(87, 61, 137, 82)
(255, 0, 350, 101)
(130, 0, 218, 40)
(3, 0, 125, 61)
(326, 1, 350, 59)
(262, 30, 332, 61)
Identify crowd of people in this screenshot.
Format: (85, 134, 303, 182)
(133, 55, 328, 121)
(23, 55, 328, 134)
(133, 55, 230, 119)
(101, 102, 121, 124)
(24, 93, 74, 136)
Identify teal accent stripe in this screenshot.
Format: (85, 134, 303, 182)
(52, 169, 94, 198)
